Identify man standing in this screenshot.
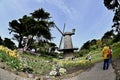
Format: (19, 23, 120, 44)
(102, 44, 110, 70)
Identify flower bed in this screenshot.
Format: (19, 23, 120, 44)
(0, 45, 19, 58)
(0, 45, 96, 78)
(0, 45, 22, 71)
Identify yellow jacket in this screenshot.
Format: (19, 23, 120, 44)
(102, 46, 110, 59)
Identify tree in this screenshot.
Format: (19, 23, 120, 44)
(90, 39, 97, 45)
(9, 8, 54, 51)
(0, 36, 3, 45)
(101, 30, 115, 44)
(104, 0, 120, 34)
(3, 38, 16, 50)
(30, 8, 54, 40)
(31, 8, 51, 21)
(96, 39, 102, 48)
(9, 20, 25, 48)
(28, 8, 54, 50)
(18, 15, 36, 50)
(112, 33, 120, 42)
(104, 0, 119, 9)
(80, 40, 90, 50)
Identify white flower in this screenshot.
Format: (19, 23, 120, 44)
(59, 68, 66, 75)
(49, 70, 57, 76)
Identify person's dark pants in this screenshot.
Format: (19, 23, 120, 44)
(103, 59, 109, 70)
(108, 58, 112, 66)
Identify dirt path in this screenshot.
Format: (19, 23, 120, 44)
(63, 62, 116, 80)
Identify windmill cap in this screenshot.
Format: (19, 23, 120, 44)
(64, 32, 74, 35)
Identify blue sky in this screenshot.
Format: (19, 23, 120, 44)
(0, 0, 114, 49)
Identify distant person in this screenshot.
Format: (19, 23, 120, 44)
(102, 44, 110, 70)
(86, 54, 91, 61)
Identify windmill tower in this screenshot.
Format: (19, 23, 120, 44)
(55, 24, 78, 58)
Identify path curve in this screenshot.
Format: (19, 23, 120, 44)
(63, 62, 116, 80)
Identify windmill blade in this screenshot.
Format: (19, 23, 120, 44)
(63, 23, 65, 33)
(59, 36, 63, 49)
(59, 23, 65, 49)
(54, 25, 64, 35)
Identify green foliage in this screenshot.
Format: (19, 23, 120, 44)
(9, 8, 54, 49)
(89, 45, 97, 50)
(112, 34, 120, 43)
(20, 53, 53, 75)
(90, 52, 102, 63)
(104, 0, 119, 9)
(3, 38, 16, 50)
(104, 0, 120, 34)
(0, 36, 3, 45)
(79, 49, 89, 56)
(101, 30, 114, 45)
(80, 39, 101, 52)
(112, 42, 120, 58)
(6, 57, 22, 71)
(0, 51, 22, 71)
(74, 51, 81, 58)
(80, 41, 90, 50)
(22, 67, 33, 73)
(0, 37, 16, 50)
(96, 39, 102, 48)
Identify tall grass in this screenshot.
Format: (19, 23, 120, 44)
(112, 42, 120, 58)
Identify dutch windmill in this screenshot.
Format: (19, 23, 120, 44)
(55, 24, 78, 58)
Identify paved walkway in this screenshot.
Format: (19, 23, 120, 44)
(0, 68, 34, 80)
(63, 62, 116, 80)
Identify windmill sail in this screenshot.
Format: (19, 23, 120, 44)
(54, 23, 78, 58)
(59, 24, 65, 49)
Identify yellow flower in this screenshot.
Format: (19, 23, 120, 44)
(0, 45, 19, 58)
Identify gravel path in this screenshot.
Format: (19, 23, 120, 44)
(63, 62, 116, 80)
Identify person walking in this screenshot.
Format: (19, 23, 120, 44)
(102, 44, 110, 70)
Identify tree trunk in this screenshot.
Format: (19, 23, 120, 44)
(18, 36, 23, 48)
(24, 35, 34, 51)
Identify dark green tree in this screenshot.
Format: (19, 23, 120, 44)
(30, 8, 54, 40)
(9, 20, 25, 48)
(0, 36, 3, 45)
(18, 15, 36, 50)
(9, 8, 54, 51)
(80, 40, 90, 50)
(3, 38, 16, 50)
(101, 30, 115, 44)
(90, 39, 97, 45)
(113, 33, 120, 42)
(104, 0, 119, 9)
(104, 0, 120, 34)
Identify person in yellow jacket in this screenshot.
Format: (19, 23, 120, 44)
(102, 44, 110, 70)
